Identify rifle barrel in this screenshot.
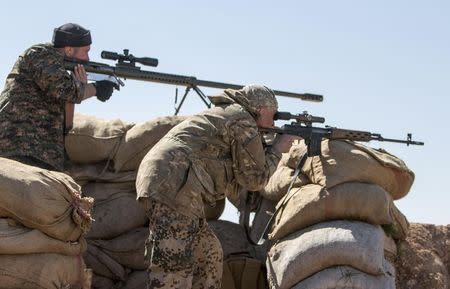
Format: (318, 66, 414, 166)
(64, 59, 323, 102)
(272, 91, 323, 102)
(373, 136, 425, 146)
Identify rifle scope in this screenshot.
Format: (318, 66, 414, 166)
(275, 111, 325, 124)
(101, 49, 159, 67)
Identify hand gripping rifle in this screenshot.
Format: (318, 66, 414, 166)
(253, 112, 424, 245)
(64, 49, 324, 114)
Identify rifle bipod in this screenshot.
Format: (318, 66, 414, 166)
(174, 85, 211, 115)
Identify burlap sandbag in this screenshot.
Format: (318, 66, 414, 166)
(269, 182, 409, 241)
(84, 244, 127, 281)
(82, 181, 136, 201)
(384, 233, 398, 262)
(113, 115, 187, 172)
(0, 218, 86, 256)
(122, 270, 147, 289)
(0, 253, 85, 289)
(383, 203, 410, 240)
(65, 114, 134, 164)
(267, 220, 385, 289)
(209, 220, 250, 258)
(0, 158, 93, 241)
(82, 182, 148, 240)
(291, 261, 396, 289)
(91, 227, 147, 270)
(262, 164, 310, 201)
(91, 274, 116, 289)
(65, 162, 137, 186)
(284, 140, 415, 200)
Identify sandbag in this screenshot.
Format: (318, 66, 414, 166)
(384, 233, 398, 261)
(91, 227, 147, 270)
(382, 202, 410, 240)
(284, 140, 415, 200)
(222, 254, 268, 289)
(0, 218, 86, 256)
(84, 244, 127, 281)
(65, 162, 137, 186)
(91, 274, 116, 289)
(82, 182, 148, 240)
(269, 182, 409, 241)
(82, 181, 136, 201)
(65, 113, 134, 164)
(0, 253, 85, 289)
(113, 115, 187, 172)
(267, 220, 385, 289)
(291, 261, 396, 289)
(209, 220, 250, 258)
(123, 271, 147, 289)
(262, 164, 310, 201)
(0, 158, 93, 241)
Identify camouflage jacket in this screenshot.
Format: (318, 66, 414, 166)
(136, 102, 281, 218)
(0, 43, 84, 170)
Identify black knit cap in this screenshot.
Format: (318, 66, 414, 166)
(52, 23, 92, 48)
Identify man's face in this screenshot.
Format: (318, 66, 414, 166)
(64, 45, 90, 61)
(256, 106, 277, 128)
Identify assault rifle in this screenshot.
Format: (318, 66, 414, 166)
(254, 111, 424, 245)
(64, 49, 323, 114)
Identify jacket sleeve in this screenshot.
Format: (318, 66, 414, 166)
(23, 48, 84, 103)
(229, 117, 281, 192)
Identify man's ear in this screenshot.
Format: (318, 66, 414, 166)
(63, 47, 74, 58)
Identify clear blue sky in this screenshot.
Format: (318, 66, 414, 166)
(1, 1, 448, 225)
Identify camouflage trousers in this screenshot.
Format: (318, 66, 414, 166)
(144, 201, 223, 289)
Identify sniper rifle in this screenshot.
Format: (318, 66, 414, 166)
(253, 111, 424, 245)
(64, 49, 323, 114)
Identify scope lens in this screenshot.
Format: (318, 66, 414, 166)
(101, 51, 118, 60)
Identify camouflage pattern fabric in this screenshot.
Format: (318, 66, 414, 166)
(0, 43, 84, 171)
(136, 102, 280, 218)
(209, 85, 278, 118)
(241, 84, 278, 109)
(145, 201, 223, 289)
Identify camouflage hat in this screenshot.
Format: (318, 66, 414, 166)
(241, 84, 278, 110)
(208, 84, 278, 118)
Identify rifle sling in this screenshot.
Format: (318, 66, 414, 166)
(256, 152, 308, 245)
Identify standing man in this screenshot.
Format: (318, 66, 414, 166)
(136, 85, 295, 289)
(0, 23, 115, 171)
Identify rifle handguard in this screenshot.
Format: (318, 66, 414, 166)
(329, 128, 372, 141)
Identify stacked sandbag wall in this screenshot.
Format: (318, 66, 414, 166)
(261, 139, 415, 289)
(0, 157, 93, 289)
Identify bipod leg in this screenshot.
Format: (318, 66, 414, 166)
(174, 86, 191, 115)
(192, 86, 211, 108)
